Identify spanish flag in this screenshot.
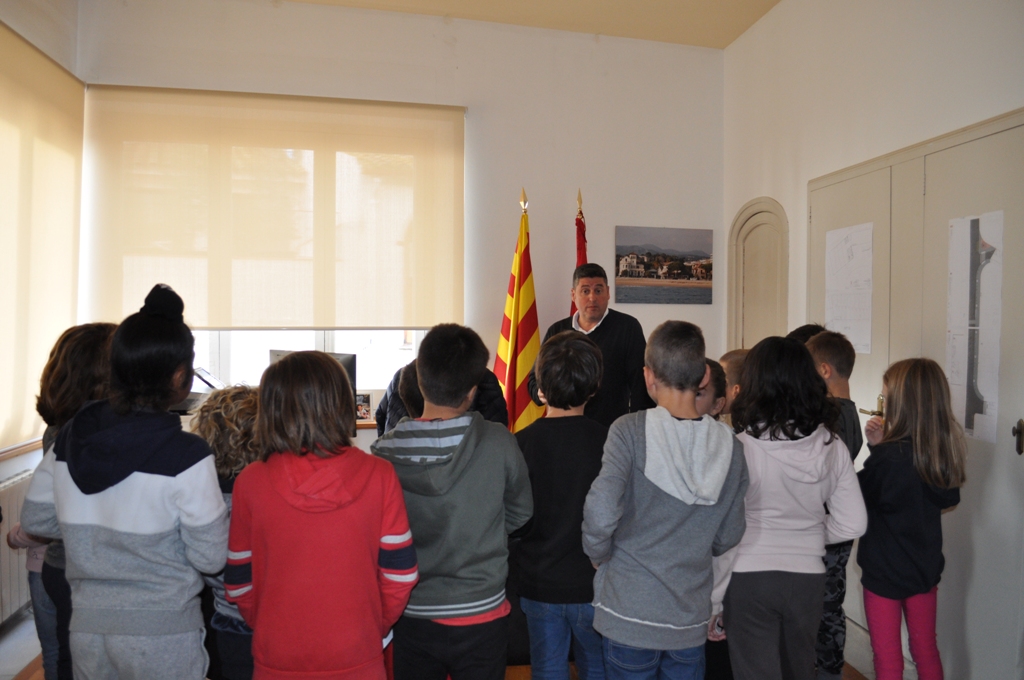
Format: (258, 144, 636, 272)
(569, 189, 588, 316)
(494, 191, 545, 432)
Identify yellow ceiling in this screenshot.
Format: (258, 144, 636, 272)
(290, 0, 781, 49)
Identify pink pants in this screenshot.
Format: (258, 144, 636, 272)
(863, 586, 943, 680)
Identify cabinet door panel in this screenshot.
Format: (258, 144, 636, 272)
(921, 124, 1024, 680)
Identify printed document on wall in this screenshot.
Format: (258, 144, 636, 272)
(825, 222, 873, 353)
(947, 211, 1002, 443)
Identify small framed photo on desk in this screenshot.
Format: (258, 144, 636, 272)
(355, 393, 372, 421)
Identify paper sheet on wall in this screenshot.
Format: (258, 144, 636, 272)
(825, 222, 873, 353)
(947, 211, 1002, 443)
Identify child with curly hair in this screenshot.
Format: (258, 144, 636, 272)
(192, 386, 262, 680)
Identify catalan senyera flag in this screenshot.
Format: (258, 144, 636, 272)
(494, 203, 546, 432)
(569, 193, 588, 316)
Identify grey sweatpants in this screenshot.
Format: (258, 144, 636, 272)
(724, 570, 827, 680)
(70, 630, 208, 680)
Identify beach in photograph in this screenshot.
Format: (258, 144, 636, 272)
(615, 279, 712, 305)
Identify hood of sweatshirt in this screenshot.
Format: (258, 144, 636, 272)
(749, 425, 834, 484)
(371, 412, 477, 497)
(643, 407, 736, 506)
(57, 400, 210, 495)
(265, 447, 374, 512)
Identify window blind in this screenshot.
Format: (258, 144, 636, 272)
(81, 86, 465, 329)
(0, 22, 83, 451)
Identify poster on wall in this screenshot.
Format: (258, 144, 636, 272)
(825, 222, 873, 353)
(946, 211, 1003, 443)
(614, 226, 713, 304)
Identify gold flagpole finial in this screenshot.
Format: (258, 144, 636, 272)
(520, 188, 528, 213)
(577, 188, 583, 214)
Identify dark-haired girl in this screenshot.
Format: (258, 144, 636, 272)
(23, 284, 229, 680)
(225, 351, 417, 679)
(714, 336, 866, 680)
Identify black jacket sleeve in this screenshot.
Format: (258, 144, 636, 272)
(473, 371, 510, 428)
(625, 318, 654, 412)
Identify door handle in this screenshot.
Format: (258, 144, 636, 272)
(1013, 419, 1024, 455)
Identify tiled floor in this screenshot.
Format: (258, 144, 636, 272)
(0, 609, 41, 680)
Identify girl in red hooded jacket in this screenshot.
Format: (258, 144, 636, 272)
(226, 351, 418, 680)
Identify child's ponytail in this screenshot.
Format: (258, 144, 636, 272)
(882, 358, 967, 489)
(110, 284, 195, 413)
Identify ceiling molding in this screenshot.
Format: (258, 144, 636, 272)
(288, 0, 780, 49)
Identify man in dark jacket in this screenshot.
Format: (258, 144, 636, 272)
(527, 263, 654, 427)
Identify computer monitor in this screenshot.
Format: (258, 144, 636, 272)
(268, 350, 356, 397)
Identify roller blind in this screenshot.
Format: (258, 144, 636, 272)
(81, 86, 464, 329)
(0, 22, 83, 450)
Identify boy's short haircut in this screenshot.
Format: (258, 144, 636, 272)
(645, 321, 705, 392)
(572, 263, 608, 286)
(786, 323, 827, 345)
(535, 331, 603, 410)
(706, 359, 727, 401)
(719, 349, 749, 389)
(806, 330, 856, 379)
(417, 324, 489, 408)
(257, 351, 354, 459)
(398, 361, 425, 418)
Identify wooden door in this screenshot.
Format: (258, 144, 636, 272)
(728, 198, 789, 350)
(916, 123, 1024, 679)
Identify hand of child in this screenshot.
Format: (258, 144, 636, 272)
(707, 613, 726, 641)
(865, 415, 884, 446)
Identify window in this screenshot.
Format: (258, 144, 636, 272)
(0, 24, 83, 450)
(82, 87, 465, 329)
(192, 328, 424, 396)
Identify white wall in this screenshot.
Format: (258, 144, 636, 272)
(724, 0, 1024, 330)
(70, 0, 725, 355)
(0, 0, 76, 73)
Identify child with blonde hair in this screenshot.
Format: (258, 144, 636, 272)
(192, 386, 261, 680)
(858, 358, 966, 680)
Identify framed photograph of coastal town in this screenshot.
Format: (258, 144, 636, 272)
(614, 226, 713, 304)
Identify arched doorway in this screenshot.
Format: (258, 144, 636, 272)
(728, 197, 789, 349)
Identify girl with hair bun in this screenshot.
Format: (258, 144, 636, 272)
(22, 284, 229, 680)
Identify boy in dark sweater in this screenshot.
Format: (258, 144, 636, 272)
(804, 330, 863, 680)
(373, 324, 533, 680)
(514, 331, 608, 680)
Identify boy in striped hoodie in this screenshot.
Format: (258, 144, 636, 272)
(373, 324, 533, 680)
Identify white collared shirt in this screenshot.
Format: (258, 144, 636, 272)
(572, 308, 610, 335)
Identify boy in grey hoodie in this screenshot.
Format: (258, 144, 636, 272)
(582, 321, 749, 679)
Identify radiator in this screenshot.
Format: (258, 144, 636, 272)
(0, 470, 34, 625)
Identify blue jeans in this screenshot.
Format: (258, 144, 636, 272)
(519, 597, 604, 680)
(602, 639, 705, 680)
(29, 570, 60, 680)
